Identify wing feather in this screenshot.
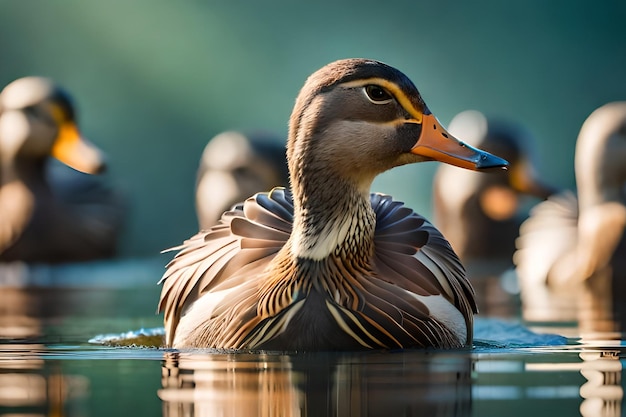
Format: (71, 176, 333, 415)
(371, 193, 475, 345)
(159, 189, 475, 348)
(158, 187, 293, 346)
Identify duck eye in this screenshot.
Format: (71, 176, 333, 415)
(365, 85, 393, 103)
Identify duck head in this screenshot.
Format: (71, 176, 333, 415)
(448, 110, 557, 200)
(0, 77, 105, 174)
(196, 131, 289, 228)
(287, 59, 508, 198)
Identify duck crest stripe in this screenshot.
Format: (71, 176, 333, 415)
(341, 78, 424, 123)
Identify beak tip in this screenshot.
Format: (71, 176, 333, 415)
(476, 154, 509, 171)
(94, 162, 107, 175)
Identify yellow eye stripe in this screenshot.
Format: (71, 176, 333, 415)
(341, 78, 424, 124)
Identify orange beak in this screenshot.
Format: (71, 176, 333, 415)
(411, 113, 508, 171)
(51, 121, 106, 174)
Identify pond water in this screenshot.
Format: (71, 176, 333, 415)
(0, 259, 624, 417)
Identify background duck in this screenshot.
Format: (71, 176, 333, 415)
(514, 102, 626, 338)
(0, 77, 126, 264)
(433, 110, 557, 315)
(159, 58, 508, 351)
(195, 131, 289, 229)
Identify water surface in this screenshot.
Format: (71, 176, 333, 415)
(0, 259, 623, 417)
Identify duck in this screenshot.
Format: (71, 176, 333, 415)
(158, 58, 508, 351)
(514, 102, 626, 333)
(433, 110, 557, 314)
(434, 110, 556, 264)
(0, 77, 126, 264)
(195, 131, 289, 229)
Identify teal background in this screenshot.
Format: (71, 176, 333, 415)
(1, 1, 625, 257)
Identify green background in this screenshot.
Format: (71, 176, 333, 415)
(2, 0, 625, 257)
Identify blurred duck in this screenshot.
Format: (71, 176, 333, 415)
(159, 58, 508, 350)
(515, 102, 626, 336)
(195, 131, 289, 229)
(0, 77, 126, 263)
(433, 110, 557, 315)
(434, 110, 556, 266)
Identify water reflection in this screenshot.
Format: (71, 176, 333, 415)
(0, 286, 44, 339)
(0, 262, 163, 416)
(2, 263, 626, 416)
(579, 349, 623, 417)
(0, 346, 89, 415)
(0, 288, 89, 416)
(159, 350, 473, 417)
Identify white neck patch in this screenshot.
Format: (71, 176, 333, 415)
(290, 215, 354, 260)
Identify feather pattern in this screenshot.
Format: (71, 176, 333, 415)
(159, 188, 475, 349)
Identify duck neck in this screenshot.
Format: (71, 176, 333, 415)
(289, 172, 376, 263)
(576, 148, 624, 211)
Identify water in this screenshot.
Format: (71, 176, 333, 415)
(0, 259, 624, 417)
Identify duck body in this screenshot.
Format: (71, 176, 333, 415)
(164, 189, 472, 350)
(0, 77, 125, 263)
(0, 161, 125, 263)
(195, 131, 288, 229)
(159, 59, 508, 351)
(515, 102, 626, 331)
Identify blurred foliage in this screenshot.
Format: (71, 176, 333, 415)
(1, 0, 625, 257)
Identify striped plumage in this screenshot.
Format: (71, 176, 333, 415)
(159, 59, 508, 351)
